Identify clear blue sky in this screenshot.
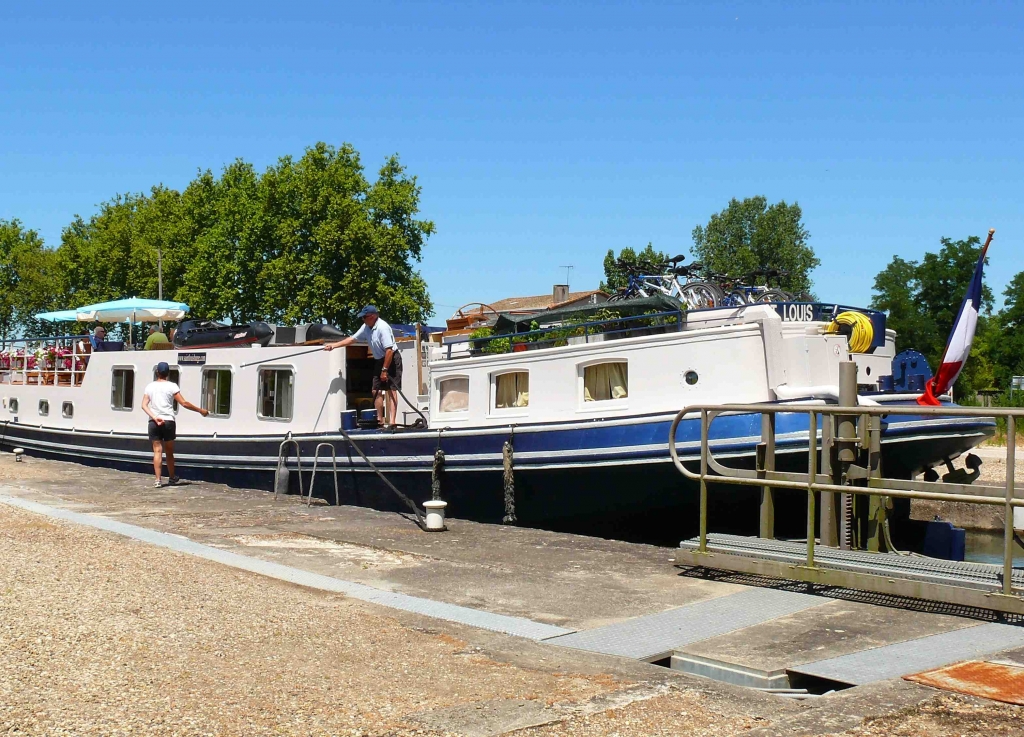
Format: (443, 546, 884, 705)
(2, 1, 1021, 321)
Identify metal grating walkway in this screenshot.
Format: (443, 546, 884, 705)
(0, 494, 573, 642)
(680, 534, 1024, 592)
(543, 587, 828, 660)
(791, 623, 1024, 686)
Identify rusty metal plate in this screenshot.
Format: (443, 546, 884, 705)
(905, 660, 1024, 705)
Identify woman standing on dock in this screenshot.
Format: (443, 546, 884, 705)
(141, 361, 209, 486)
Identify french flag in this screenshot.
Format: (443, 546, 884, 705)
(918, 228, 995, 406)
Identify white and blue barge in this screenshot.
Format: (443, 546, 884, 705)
(0, 303, 994, 538)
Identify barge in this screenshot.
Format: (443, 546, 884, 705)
(0, 299, 994, 540)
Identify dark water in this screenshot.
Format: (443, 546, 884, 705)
(964, 529, 1024, 566)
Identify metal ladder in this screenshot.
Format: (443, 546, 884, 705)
(307, 443, 340, 507)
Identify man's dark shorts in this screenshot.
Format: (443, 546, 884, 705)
(148, 419, 177, 442)
(372, 351, 403, 391)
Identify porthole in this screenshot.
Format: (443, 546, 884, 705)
(8, 398, 18, 413)
(38, 399, 49, 416)
(684, 371, 699, 386)
(62, 401, 74, 419)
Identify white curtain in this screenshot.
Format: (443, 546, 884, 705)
(495, 372, 529, 408)
(584, 362, 628, 402)
(439, 377, 470, 412)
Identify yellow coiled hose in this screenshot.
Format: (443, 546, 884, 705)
(825, 311, 874, 353)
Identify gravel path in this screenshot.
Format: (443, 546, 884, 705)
(0, 503, 746, 736)
(3, 464, 1024, 735)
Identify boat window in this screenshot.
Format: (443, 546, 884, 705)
(38, 399, 49, 416)
(258, 368, 294, 421)
(438, 377, 470, 413)
(583, 362, 628, 402)
(62, 401, 74, 419)
(202, 368, 232, 417)
(494, 372, 529, 409)
(8, 398, 18, 413)
(111, 367, 135, 411)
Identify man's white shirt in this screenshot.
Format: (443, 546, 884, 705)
(351, 319, 397, 359)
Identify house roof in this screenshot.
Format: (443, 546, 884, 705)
(488, 289, 608, 313)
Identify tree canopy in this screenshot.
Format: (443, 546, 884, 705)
(870, 235, 1004, 398)
(0, 219, 58, 343)
(600, 243, 669, 292)
(691, 196, 819, 296)
(6, 142, 434, 341)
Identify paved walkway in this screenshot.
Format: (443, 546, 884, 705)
(3, 451, 1024, 735)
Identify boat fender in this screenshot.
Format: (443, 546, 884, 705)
(274, 465, 290, 496)
(502, 433, 516, 525)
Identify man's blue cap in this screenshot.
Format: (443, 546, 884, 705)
(357, 305, 378, 318)
(157, 361, 170, 374)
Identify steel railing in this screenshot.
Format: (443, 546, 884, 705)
(0, 335, 92, 388)
(443, 310, 684, 359)
(669, 401, 1020, 599)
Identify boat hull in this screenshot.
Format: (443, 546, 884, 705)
(0, 405, 994, 542)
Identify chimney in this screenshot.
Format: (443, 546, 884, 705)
(552, 284, 569, 304)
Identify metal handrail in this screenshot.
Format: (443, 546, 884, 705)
(0, 334, 92, 387)
(443, 309, 684, 359)
(308, 442, 340, 507)
(669, 401, 1020, 598)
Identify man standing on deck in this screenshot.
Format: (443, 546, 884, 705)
(141, 361, 209, 487)
(323, 305, 403, 428)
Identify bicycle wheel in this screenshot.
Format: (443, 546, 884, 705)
(754, 290, 791, 304)
(680, 282, 722, 309)
(723, 290, 749, 307)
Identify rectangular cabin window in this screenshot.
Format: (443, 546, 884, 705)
(111, 368, 135, 410)
(438, 377, 469, 413)
(202, 368, 232, 417)
(62, 401, 73, 419)
(258, 368, 294, 421)
(494, 372, 529, 409)
(583, 362, 628, 402)
(38, 399, 49, 416)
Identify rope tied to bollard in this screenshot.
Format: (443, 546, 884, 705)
(502, 426, 517, 525)
(432, 429, 445, 501)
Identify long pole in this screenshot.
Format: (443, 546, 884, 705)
(239, 347, 324, 369)
(158, 248, 164, 333)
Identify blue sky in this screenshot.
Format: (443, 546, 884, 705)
(2, 1, 1022, 321)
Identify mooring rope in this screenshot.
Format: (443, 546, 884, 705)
(431, 429, 445, 501)
(502, 427, 516, 525)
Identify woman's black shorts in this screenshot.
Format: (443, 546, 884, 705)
(148, 420, 177, 442)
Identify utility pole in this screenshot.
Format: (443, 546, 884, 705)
(158, 248, 164, 333)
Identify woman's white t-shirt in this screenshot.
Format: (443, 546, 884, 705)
(144, 381, 179, 422)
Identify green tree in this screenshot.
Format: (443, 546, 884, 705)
(870, 235, 994, 397)
(991, 272, 1024, 389)
(691, 196, 819, 295)
(52, 141, 434, 331)
(175, 143, 434, 329)
(600, 243, 669, 292)
(0, 219, 58, 345)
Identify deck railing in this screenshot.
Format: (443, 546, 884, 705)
(668, 362, 1024, 613)
(0, 335, 92, 387)
(443, 309, 685, 360)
